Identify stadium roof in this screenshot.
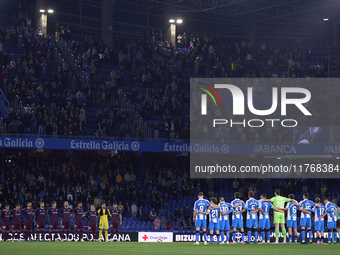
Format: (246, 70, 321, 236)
(116, 0, 340, 37)
(43, 0, 340, 38)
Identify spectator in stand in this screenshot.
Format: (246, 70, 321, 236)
(182, 32, 187, 48)
(55, 23, 60, 41)
(184, 205, 191, 221)
(118, 201, 124, 212)
(166, 219, 173, 230)
(76, 90, 83, 105)
(116, 171, 122, 184)
(41, 60, 47, 77)
(187, 217, 194, 227)
(124, 202, 131, 218)
(138, 205, 144, 221)
(150, 208, 157, 222)
(174, 207, 180, 222)
(131, 203, 137, 218)
(161, 215, 167, 230)
(177, 34, 182, 48)
(321, 184, 327, 196)
(154, 216, 161, 230)
(194, 57, 200, 75)
(181, 219, 187, 230)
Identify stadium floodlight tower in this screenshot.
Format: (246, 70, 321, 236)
(36, 0, 54, 36)
(168, 18, 183, 49)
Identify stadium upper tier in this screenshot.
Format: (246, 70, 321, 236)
(0, 13, 337, 143)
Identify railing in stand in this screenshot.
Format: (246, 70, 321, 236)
(0, 118, 3, 133)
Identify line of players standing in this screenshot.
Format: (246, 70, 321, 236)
(0, 200, 122, 242)
(193, 191, 340, 245)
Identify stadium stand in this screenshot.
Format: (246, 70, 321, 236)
(0, 0, 339, 238)
(1, 150, 340, 231)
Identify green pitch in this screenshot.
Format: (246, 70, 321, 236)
(0, 242, 338, 255)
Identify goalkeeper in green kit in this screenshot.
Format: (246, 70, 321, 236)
(263, 189, 300, 244)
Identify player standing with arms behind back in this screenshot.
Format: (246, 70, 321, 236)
(47, 201, 59, 242)
(11, 204, 22, 242)
(22, 202, 34, 242)
(1, 204, 11, 241)
(193, 192, 211, 245)
(59, 201, 72, 241)
(74, 202, 86, 242)
(110, 202, 122, 242)
(87, 204, 98, 241)
(35, 202, 47, 242)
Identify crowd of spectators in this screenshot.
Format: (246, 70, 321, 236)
(0, 10, 135, 137)
(0, 5, 338, 143)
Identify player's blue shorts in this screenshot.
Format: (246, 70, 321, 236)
(246, 219, 258, 228)
(195, 219, 207, 228)
(287, 220, 298, 228)
(259, 218, 270, 229)
(209, 222, 220, 231)
(315, 221, 324, 231)
(300, 217, 312, 228)
(232, 219, 243, 229)
(327, 221, 336, 229)
(219, 220, 230, 231)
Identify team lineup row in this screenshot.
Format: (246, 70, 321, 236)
(0, 201, 122, 242)
(192, 189, 340, 245)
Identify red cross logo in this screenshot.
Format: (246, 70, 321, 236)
(142, 235, 148, 241)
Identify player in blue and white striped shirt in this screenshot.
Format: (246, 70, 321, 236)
(283, 194, 310, 244)
(319, 197, 340, 244)
(258, 194, 273, 244)
(307, 197, 327, 244)
(245, 191, 260, 244)
(193, 192, 211, 245)
(207, 197, 221, 245)
(218, 197, 233, 245)
(231, 192, 246, 244)
(299, 193, 315, 243)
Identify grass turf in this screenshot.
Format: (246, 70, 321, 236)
(0, 242, 339, 255)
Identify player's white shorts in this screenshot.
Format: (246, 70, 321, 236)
(327, 221, 336, 229)
(287, 220, 298, 228)
(315, 221, 324, 231)
(232, 219, 243, 229)
(219, 220, 230, 231)
(246, 219, 258, 228)
(195, 219, 207, 228)
(259, 218, 270, 229)
(209, 222, 220, 231)
(300, 218, 312, 228)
